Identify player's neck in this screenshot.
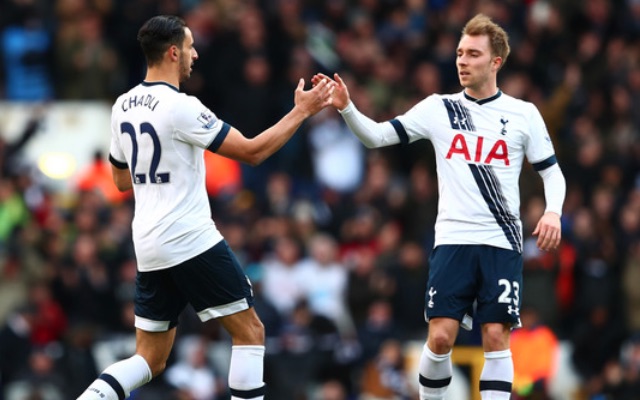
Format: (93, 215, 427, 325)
(144, 66, 180, 89)
(464, 85, 499, 101)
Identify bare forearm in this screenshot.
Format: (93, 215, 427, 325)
(245, 107, 308, 165)
(112, 166, 133, 191)
(114, 179, 132, 192)
(216, 77, 332, 165)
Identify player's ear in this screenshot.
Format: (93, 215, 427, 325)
(169, 45, 179, 61)
(493, 56, 503, 71)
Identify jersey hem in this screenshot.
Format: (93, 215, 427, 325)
(433, 239, 521, 253)
(135, 237, 223, 272)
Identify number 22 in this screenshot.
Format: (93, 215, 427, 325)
(120, 122, 170, 184)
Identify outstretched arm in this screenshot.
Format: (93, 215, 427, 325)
(312, 72, 400, 148)
(312, 73, 351, 111)
(216, 78, 334, 166)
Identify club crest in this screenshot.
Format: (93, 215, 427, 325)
(500, 116, 508, 135)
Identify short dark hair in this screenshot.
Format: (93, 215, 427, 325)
(137, 15, 186, 67)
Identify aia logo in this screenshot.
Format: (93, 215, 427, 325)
(446, 133, 510, 165)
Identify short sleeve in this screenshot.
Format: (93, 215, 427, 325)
(172, 94, 230, 149)
(395, 94, 440, 142)
(109, 107, 127, 168)
(525, 103, 557, 166)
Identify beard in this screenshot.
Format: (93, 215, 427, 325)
(179, 57, 192, 83)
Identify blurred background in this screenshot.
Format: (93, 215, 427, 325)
(0, 0, 639, 399)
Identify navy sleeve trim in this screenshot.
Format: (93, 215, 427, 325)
(109, 154, 128, 169)
(532, 155, 557, 171)
(389, 119, 409, 145)
(207, 122, 231, 153)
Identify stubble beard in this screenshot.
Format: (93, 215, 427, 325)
(179, 58, 191, 83)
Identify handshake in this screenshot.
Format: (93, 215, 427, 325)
(311, 72, 351, 112)
(294, 73, 352, 118)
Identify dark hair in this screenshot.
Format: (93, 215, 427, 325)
(137, 15, 186, 67)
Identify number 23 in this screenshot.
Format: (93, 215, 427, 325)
(498, 279, 520, 305)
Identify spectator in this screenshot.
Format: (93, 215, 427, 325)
(269, 299, 340, 400)
(164, 335, 223, 400)
(27, 281, 67, 346)
(75, 151, 131, 205)
(0, 304, 36, 389)
(312, 379, 348, 400)
(307, 108, 365, 195)
(260, 234, 306, 318)
(0, 1, 53, 100)
(388, 241, 429, 341)
(54, 10, 124, 100)
(510, 307, 559, 399)
(58, 323, 100, 398)
(356, 299, 399, 365)
(359, 339, 415, 400)
(4, 347, 66, 400)
(346, 244, 393, 329)
(298, 232, 352, 335)
(622, 240, 640, 333)
(0, 178, 29, 246)
(571, 305, 627, 395)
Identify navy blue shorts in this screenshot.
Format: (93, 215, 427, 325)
(134, 240, 254, 332)
(425, 244, 522, 327)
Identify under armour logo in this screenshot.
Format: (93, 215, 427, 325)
(500, 117, 508, 135)
(428, 287, 437, 308)
(453, 116, 467, 127)
(508, 305, 520, 315)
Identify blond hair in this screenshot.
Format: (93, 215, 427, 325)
(462, 14, 510, 68)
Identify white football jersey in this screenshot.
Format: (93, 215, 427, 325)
(110, 82, 227, 271)
(395, 90, 558, 253)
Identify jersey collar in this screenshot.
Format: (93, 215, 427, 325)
(141, 81, 180, 92)
(463, 89, 502, 105)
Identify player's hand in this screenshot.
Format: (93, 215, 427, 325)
(294, 77, 335, 117)
(532, 211, 561, 251)
(312, 72, 351, 111)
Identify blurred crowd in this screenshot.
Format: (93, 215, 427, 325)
(1, 0, 640, 399)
